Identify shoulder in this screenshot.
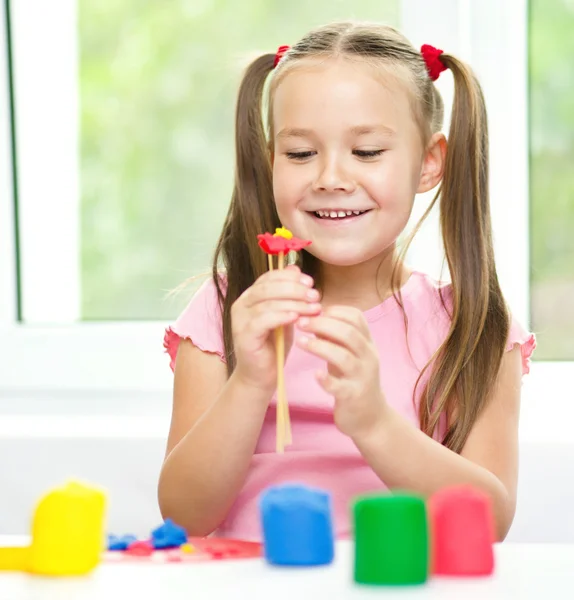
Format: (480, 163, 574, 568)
(401, 270, 454, 323)
(403, 270, 536, 376)
(174, 273, 227, 329)
(385, 270, 454, 358)
(506, 314, 536, 376)
(163, 272, 228, 371)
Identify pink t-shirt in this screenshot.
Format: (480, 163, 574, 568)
(163, 270, 535, 541)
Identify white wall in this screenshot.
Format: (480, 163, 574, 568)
(0, 436, 164, 538)
(1, 434, 571, 543)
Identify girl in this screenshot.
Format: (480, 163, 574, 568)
(159, 22, 536, 542)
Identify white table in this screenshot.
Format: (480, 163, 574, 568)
(1, 539, 573, 599)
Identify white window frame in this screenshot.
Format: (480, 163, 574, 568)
(0, 0, 16, 327)
(0, 0, 172, 394)
(0, 0, 570, 440)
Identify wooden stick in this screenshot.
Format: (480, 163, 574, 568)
(268, 252, 292, 453)
(268, 254, 285, 453)
(277, 252, 292, 446)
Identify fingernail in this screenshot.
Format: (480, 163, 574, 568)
(300, 275, 314, 287)
(298, 335, 309, 346)
(306, 289, 320, 300)
(298, 317, 310, 328)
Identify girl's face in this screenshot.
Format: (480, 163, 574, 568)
(272, 59, 428, 267)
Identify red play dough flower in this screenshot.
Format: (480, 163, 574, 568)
(257, 231, 311, 255)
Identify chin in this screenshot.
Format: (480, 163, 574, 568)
(307, 247, 382, 268)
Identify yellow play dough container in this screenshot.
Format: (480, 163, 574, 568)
(27, 480, 107, 576)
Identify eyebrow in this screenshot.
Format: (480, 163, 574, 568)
(349, 125, 396, 137)
(275, 124, 396, 140)
(276, 127, 314, 140)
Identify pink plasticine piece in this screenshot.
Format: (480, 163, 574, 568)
(429, 485, 496, 576)
(125, 540, 154, 557)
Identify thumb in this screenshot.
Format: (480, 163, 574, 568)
(284, 263, 301, 272)
(283, 322, 295, 360)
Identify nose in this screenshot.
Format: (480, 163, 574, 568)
(312, 157, 356, 194)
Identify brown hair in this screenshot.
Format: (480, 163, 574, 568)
(212, 22, 509, 453)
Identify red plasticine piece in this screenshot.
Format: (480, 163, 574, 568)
(103, 537, 262, 563)
(166, 550, 183, 562)
(257, 232, 311, 255)
(429, 485, 496, 576)
(125, 540, 154, 557)
(188, 538, 262, 559)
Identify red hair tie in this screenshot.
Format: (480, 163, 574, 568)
(421, 44, 447, 81)
(274, 45, 290, 68)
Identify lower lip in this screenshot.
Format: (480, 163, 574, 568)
(308, 211, 371, 226)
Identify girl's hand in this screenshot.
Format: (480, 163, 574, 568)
(296, 306, 388, 439)
(232, 266, 321, 393)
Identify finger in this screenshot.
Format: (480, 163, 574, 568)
(315, 370, 345, 396)
(322, 305, 370, 336)
(255, 268, 314, 288)
(268, 263, 301, 276)
(253, 300, 322, 317)
(296, 335, 353, 374)
(248, 311, 300, 339)
(284, 321, 295, 352)
(297, 315, 366, 357)
(246, 280, 319, 307)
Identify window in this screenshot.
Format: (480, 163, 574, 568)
(22, 0, 401, 324)
(529, 0, 574, 360)
(1, 0, 399, 391)
(0, 0, 570, 441)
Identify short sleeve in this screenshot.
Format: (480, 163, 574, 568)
(506, 315, 536, 376)
(163, 276, 226, 371)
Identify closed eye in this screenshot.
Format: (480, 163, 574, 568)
(286, 151, 316, 161)
(285, 149, 385, 161)
(353, 149, 385, 158)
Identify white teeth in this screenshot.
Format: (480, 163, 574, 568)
(313, 210, 367, 219)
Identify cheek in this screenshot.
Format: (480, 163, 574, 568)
(272, 166, 288, 206)
(367, 153, 420, 206)
(273, 163, 305, 206)
(272, 166, 297, 226)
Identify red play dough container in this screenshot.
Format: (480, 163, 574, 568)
(428, 485, 495, 576)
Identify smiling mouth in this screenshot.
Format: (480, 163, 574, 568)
(311, 209, 371, 220)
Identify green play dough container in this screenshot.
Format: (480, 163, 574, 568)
(353, 493, 429, 586)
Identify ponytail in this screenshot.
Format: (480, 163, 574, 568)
(419, 55, 510, 452)
(212, 54, 281, 373)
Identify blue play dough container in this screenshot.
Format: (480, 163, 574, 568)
(259, 483, 335, 566)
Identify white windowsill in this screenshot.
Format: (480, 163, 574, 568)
(0, 361, 570, 444)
